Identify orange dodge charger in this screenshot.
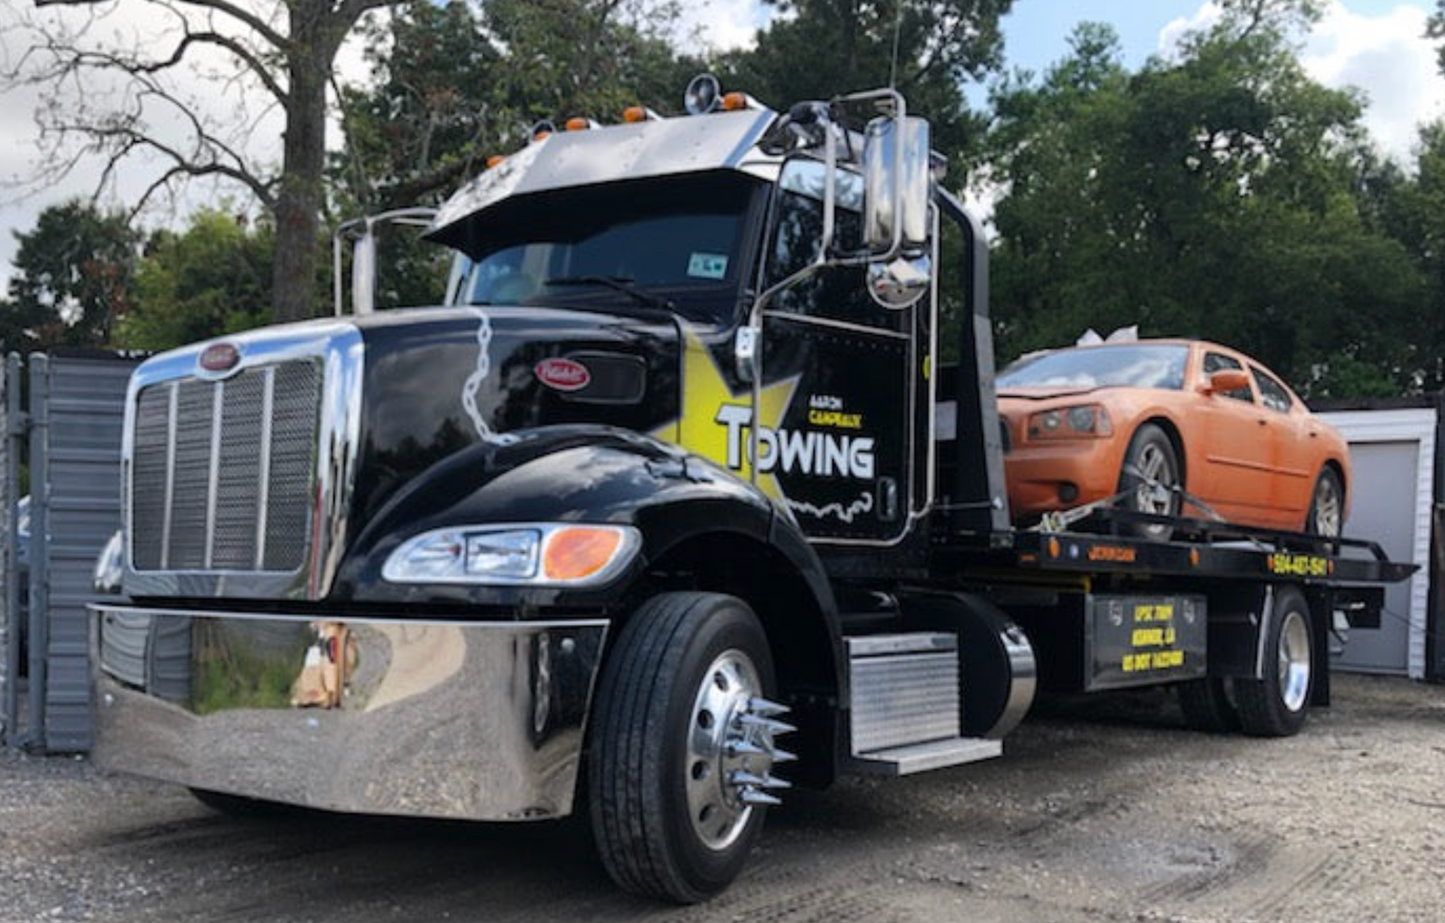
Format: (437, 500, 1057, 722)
(996, 339, 1350, 539)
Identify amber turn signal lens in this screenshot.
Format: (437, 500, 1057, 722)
(543, 527, 624, 581)
(623, 106, 647, 123)
(565, 117, 591, 131)
(722, 92, 747, 111)
(485, 154, 505, 169)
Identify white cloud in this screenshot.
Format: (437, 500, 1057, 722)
(662, 0, 772, 57)
(1300, 2, 1445, 164)
(1158, 2, 1444, 166)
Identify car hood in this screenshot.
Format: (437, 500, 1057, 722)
(996, 385, 1108, 402)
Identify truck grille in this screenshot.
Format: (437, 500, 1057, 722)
(131, 361, 322, 572)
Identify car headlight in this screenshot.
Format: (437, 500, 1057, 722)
(1027, 404, 1113, 440)
(383, 524, 642, 586)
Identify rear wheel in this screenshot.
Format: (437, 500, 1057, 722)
(588, 592, 788, 903)
(1117, 423, 1180, 540)
(1176, 678, 1239, 733)
(1234, 586, 1314, 737)
(1305, 468, 1343, 537)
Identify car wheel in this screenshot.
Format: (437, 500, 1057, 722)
(1305, 468, 1343, 537)
(588, 592, 786, 903)
(1117, 423, 1180, 540)
(1234, 586, 1314, 737)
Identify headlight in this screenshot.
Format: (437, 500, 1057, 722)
(1027, 404, 1112, 440)
(382, 524, 641, 586)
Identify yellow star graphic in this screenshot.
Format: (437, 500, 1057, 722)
(653, 327, 799, 500)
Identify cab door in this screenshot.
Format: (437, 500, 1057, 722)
(752, 162, 920, 543)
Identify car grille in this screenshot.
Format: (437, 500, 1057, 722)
(130, 361, 322, 573)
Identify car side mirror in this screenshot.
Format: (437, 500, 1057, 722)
(862, 114, 930, 259)
(1203, 368, 1250, 394)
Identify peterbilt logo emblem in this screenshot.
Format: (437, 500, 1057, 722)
(534, 357, 591, 392)
(198, 342, 241, 374)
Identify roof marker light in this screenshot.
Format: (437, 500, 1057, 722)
(485, 154, 505, 169)
(530, 119, 555, 142)
(565, 117, 600, 131)
(623, 106, 661, 123)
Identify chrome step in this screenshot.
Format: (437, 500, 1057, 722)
(848, 737, 1003, 776)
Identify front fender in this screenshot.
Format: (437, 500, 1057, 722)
(332, 425, 785, 609)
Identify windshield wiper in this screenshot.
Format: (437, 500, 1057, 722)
(544, 275, 676, 312)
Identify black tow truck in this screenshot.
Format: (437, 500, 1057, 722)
(91, 76, 1412, 903)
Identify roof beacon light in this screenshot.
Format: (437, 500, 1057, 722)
(684, 73, 722, 115)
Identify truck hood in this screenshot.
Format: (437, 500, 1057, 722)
(349, 305, 681, 528)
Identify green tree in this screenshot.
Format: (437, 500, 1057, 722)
(115, 209, 274, 352)
(717, 0, 1014, 159)
(2, 200, 139, 353)
(3, 0, 398, 326)
(334, 0, 697, 214)
(985, 4, 1427, 397)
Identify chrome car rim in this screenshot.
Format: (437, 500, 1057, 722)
(1278, 609, 1311, 713)
(1313, 478, 1341, 537)
(685, 649, 789, 851)
(1135, 443, 1175, 514)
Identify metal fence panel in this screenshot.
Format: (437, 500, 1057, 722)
(32, 352, 137, 752)
(0, 354, 17, 744)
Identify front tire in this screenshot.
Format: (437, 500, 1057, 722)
(1118, 423, 1180, 540)
(588, 592, 781, 903)
(1234, 586, 1314, 737)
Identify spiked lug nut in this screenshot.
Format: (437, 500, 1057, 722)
(735, 713, 797, 736)
(747, 697, 790, 717)
(726, 739, 769, 759)
(770, 747, 799, 764)
(739, 789, 783, 807)
(728, 770, 792, 790)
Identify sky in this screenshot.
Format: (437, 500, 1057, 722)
(0, 0, 1442, 293)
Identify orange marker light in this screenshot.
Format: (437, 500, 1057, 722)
(722, 92, 748, 111)
(623, 106, 647, 123)
(485, 154, 505, 169)
(544, 527, 624, 581)
(532, 130, 552, 142)
(565, 117, 591, 131)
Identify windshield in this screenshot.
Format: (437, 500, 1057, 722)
(998, 344, 1189, 391)
(451, 172, 757, 322)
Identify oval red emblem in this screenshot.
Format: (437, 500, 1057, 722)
(535, 357, 591, 392)
(199, 342, 241, 374)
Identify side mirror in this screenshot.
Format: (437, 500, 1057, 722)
(863, 115, 930, 259)
(350, 228, 376, 316)
(1203, 368, 1250, 394)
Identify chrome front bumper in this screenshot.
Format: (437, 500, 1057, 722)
(91, 604, 608, 821)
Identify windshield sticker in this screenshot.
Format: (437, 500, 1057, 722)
(687, 253, 729, 280)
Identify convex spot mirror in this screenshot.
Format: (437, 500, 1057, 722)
(867, 254, 931, 309)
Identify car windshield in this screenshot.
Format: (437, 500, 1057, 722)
(452, 173, 755, 323)
(998, 344, 1189, 391)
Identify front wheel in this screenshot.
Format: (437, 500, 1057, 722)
(588, 592, 789, 903)
(1117, 423, 1180, 541)
(1234, 586, 1315, 737)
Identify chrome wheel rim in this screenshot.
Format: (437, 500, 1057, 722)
(1134, 442, 1175, 515)
(685, 649, 767, 851)
(1312, 477, 1341, 537)
(1278, 608, 1312, 713)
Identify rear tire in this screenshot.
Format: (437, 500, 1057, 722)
(1117, 423, 1180, 541)
(588, 592, 777, 903)
(1176, 678, 1239, 733)
(1305, 468, 1343, 537)
(1234, 586, 1314, 737)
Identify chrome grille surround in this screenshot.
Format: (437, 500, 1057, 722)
(122, 322, 364, 601)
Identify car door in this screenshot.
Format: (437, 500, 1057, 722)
(1250, 364, 1314, 524)
(1191, 348, 1276, 523)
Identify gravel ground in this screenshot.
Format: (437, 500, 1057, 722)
(1, 672, 1443, 922)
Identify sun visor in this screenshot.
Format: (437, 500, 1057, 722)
(426, 108, 780, 251)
